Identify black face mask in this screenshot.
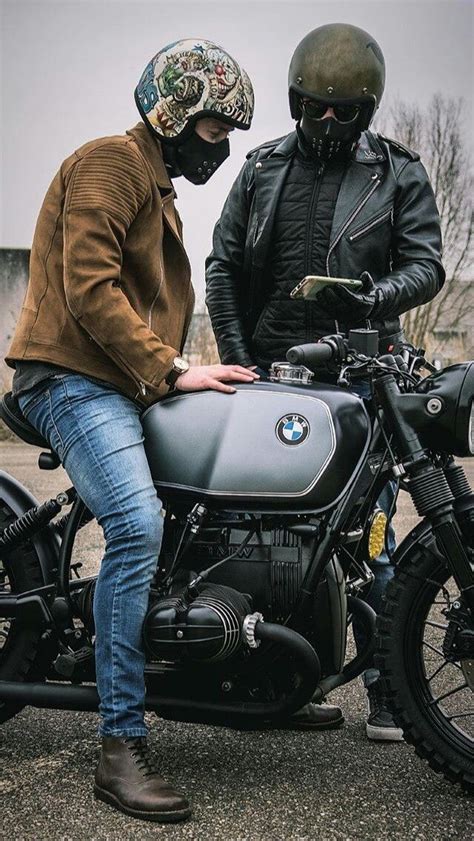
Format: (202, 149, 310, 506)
(170, 132, 230, 184)
(299, 113, 361, 162)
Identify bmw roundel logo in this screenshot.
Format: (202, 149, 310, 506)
(276, 414, 310, 446)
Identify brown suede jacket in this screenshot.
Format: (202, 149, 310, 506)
(6, 122, 195, 405)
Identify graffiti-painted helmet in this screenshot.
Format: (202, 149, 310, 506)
(135, 39, 254, 143)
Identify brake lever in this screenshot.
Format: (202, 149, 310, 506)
(337, 357, 371, 387)
(337, 367, 350, 387)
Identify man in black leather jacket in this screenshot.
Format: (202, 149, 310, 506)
(206, 24, 445, 740)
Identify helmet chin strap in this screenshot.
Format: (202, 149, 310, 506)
(298, 116, 361, 162)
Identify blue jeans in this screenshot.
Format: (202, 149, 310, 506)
(351, 379, 397, 686)
(18, 374, 163, 737)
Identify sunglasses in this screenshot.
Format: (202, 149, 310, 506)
(301, 99, 361, 124)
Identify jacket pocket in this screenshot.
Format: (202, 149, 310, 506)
(348, 207, 393, 242)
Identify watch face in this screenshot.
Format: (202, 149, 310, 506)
(175, 357, 189, 373)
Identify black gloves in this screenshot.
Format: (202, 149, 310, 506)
(316, 272, 381, 321)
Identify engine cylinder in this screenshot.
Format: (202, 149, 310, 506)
(144, 583, 252, 662)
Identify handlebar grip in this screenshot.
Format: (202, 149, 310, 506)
(286, 342, 334, 366)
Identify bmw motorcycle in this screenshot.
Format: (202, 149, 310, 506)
(1, 327, 473, 792)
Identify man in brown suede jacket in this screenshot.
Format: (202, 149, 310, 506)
(8, 121, 195, 404)
(6, 40, 257, 823)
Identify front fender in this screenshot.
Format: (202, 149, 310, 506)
(0, 470, 60, 585)
(393, 492, 474, 571)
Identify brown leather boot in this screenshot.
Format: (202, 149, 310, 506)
(94, 737, 191, 822)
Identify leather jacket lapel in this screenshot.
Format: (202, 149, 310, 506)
(330, 131, 387, 250)
(252, 133, 298, 267)
(253, 158, 292, 266)
(329, 162, 383, 249)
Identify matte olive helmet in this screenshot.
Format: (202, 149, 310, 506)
(288, 23, 385, 129)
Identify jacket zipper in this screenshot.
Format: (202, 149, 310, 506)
(326, 175, 381, 276)
(305, 164, 324, 274)
(148, 256, 164, 328)
(305, 163, 324, 341)
(139, 263, 165, 396)
(348, 207, 392, 242)
(147, 281, 163, 329)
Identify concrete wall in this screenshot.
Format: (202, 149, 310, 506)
(0, 249, 29, 390)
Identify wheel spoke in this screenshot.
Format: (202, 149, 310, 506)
(426, 657, 462, 679)
(447, 710, 474, 721)
(426, 660, 449, 683)
(424, 619, 449, 631)
(428, 681, 468, 707)
(423, 640, 447, 659)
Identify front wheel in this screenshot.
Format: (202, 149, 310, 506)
(376, 530, 474, 793)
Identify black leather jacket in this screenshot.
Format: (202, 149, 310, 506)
(206, 130, 445, 366)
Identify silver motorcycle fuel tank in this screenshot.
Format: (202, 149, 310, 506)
(141, 381, 371, 512)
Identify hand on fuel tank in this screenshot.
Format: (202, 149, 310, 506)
(316, 272, 381, 320)
(175, 365, 260, 394)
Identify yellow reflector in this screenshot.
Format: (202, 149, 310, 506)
(368, 510, 388, 560)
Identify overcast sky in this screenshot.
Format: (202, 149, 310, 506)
(1, 0, 472, 304)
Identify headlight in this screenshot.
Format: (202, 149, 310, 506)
(416, 362, 474, 457)
(469, 400, 474, 455)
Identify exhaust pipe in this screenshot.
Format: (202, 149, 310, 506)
(0, 621, 321, 724)
(313, 595, 376, 700)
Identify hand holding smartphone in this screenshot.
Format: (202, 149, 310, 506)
(290, 275, 363, 300)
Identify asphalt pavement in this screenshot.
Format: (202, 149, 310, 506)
(1, 442, 472, 840)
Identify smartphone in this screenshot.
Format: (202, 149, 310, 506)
(290, 275, 363, 300)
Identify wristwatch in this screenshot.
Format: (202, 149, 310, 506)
(165, 356, 190, 388)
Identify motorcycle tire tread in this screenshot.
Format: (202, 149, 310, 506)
(375, 546, 474, 794)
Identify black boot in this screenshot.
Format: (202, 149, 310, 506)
(287, 702, 344, 730)
(366, 680, 403, 741)
(94, 737, 191, 822)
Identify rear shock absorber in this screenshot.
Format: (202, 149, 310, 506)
(54, 506, 94, 535)
(0, 490, 75, 550)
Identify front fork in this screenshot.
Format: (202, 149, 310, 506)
(375, 372, 474, 615)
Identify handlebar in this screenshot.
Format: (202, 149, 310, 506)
(287, 331, 377, 371)
(286, 342, 334, 367)
(286, 331, 427, 385)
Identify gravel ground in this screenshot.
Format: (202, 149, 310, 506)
(0, 442, 472, 840)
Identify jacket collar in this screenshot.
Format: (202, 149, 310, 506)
(354, 131, 386, 164)
(126, 122, 174, 193)
(264, 129, 386, 164)
(269, 132, 299, 158)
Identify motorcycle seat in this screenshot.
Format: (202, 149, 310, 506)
(0, 391, 56, 453)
